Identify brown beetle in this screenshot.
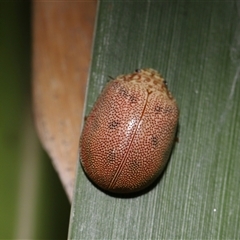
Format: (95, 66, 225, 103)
(80, 69, 179, 193)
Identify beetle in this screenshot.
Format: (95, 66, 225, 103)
(80, 68, 179, 193)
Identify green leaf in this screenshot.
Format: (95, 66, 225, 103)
(68, 1, 240, 239)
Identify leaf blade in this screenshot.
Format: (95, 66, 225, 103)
(69, 1, 240, 239)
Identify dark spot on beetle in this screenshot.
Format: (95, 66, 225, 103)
(151, 135, 158, 147)
(109, 120, 119, 129)
(162, 106, 173, 114)
(129, 95, 137, 104)
(155, 105, 162, 113)
(107, 149, 116, 162)
(119, 87, 129, 99)
(118, 87, 138, 105)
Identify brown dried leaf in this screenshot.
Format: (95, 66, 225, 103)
(32, 1, 97, 201)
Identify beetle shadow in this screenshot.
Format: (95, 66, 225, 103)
(81, 124, 180, 199)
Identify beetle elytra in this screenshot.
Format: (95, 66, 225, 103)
(80, 68, 179, 193)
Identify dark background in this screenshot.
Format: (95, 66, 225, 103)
(0, 3, 70, 239)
